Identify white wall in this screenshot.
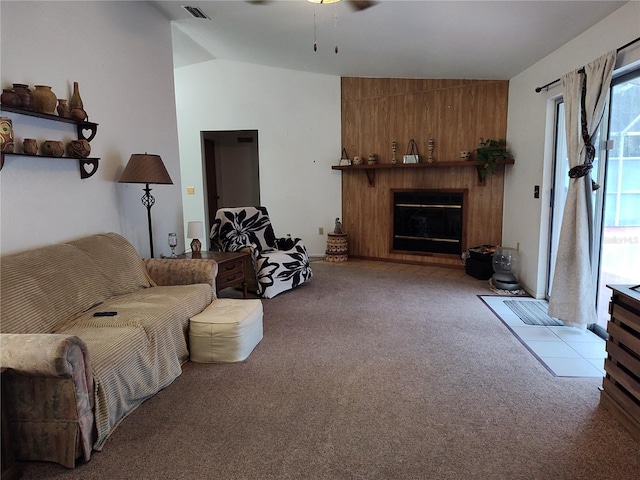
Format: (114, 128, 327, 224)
(0, 1, 183, 257)
(504, 1, 640, 297)
(174, 59, 342, 257)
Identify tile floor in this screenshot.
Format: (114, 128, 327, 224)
(481, 296, 607, 378)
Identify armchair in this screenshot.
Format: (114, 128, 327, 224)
(210, 206, 312, 298)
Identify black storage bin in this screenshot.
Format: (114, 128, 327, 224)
(465, 257, 494, 280)
(465, 245, 495, 279)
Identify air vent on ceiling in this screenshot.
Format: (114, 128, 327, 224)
(182, 5, 210, 20)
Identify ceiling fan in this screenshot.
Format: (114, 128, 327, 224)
(247, 0, 378, 12)
(310, 0, 377, 11)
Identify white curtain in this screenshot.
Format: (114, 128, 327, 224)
(548, 51, 617, 328)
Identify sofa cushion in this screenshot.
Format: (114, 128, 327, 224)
(66, 233, 154, 297)
(0, 244, 112, 334)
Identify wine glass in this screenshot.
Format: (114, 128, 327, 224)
(168, 233, 178, 258)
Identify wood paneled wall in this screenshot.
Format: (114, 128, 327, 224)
(340, 77, 510, 267)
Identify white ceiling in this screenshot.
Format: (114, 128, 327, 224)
(150, 0, 627, 79)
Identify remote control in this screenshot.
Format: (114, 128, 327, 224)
(93, 311, 117, 317)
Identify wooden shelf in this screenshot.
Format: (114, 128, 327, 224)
(0, 105, 100, 178)
(1, 152, 100, 179)
(332, 159, 515, 186)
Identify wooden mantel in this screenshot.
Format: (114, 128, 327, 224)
(332, 159, 514, 187)
(339, 77, 510, 268)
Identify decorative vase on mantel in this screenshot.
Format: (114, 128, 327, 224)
(32, 85, 57, 114)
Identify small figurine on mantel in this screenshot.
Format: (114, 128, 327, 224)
(334, 217, 344, 234)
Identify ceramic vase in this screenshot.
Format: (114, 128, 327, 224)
(70, 106, 87, 121)
(12, 83, 33, 110)
(33, 85, 57, 114)
(0, 117, 14, 153)
(57, 99, 70, 118)
(1, 89, 20, 107)
(69, 81, 83, 109)
(41, 140, 64, 157)
(23, 138, 38, 155)
(66, 139, 91, 158)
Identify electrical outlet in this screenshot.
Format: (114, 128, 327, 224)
(186, 186, 195, 195)
(319, 227, 324, 235)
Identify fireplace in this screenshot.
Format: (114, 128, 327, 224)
(392, 190, 466, 255)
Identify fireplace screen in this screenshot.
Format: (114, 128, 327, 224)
(392, 190, 464, 255)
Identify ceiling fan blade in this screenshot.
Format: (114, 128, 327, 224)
(347, 1, 377, 11)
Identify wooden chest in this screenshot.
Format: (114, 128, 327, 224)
(600, 285, 640, 442)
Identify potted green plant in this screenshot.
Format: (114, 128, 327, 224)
(476, 139, 513, 179)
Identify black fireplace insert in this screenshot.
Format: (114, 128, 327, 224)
(392, 190, 464, 255)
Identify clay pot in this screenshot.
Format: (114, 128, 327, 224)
(41, 140, 64, 157)
(12, 83, 33, 110)
(66, 139, 91, 158)
(33, 85, 57, 114)
(57, 99, 70, 118)
(1, 89, 20, 107)
(0, 117, 14, 153)
(23, 138, 38, 155)
(70, 106, 87, 121)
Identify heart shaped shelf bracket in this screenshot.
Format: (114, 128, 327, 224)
(79, 158, 99, 179)
(76, 122, 98, 142)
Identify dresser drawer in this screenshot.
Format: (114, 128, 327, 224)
(216, 258, 245, 290)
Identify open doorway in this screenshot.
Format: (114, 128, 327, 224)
(202, 130, 260, 248)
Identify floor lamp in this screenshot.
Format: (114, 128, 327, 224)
(119, 154, 173, 258)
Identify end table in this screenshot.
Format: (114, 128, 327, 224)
(176, 251, 249, 299)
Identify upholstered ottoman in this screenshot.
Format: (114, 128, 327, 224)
(189, 299, 263, 363)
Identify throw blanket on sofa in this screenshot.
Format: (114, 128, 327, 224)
(59, 285, 212, 450)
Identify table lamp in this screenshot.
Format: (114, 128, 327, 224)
(119, 154, 173, 258)
(187, 221, 204, 255)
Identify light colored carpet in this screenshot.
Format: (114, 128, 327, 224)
(16, 260, 640, 479)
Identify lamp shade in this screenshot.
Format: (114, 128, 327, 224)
(187, 221, 204, 239)
(119, 154, 173, 185)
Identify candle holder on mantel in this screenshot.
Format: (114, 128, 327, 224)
(391, 141, 397, 164)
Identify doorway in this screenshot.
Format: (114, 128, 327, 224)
(547, 68, 640, 333)
(202, 130, 260, 246)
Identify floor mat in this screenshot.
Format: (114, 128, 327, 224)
(504, 299, 563, 326)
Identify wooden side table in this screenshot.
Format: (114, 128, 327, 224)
(176, 251, 249, 298)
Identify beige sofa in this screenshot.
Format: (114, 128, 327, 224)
(0, 233, 217, 468)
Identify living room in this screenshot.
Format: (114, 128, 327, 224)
(1, 1, 639, 478)
(1, 1, 638, 299)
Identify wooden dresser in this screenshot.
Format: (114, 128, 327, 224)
(600, 285, 640, 442)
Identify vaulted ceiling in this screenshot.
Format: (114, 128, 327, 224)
(151, 0, 626, 79)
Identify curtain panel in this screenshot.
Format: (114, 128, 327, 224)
(548, 50, 616, 328)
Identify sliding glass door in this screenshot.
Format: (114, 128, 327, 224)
(597, 70, 640, 328)
(548, 68, 640, 332)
